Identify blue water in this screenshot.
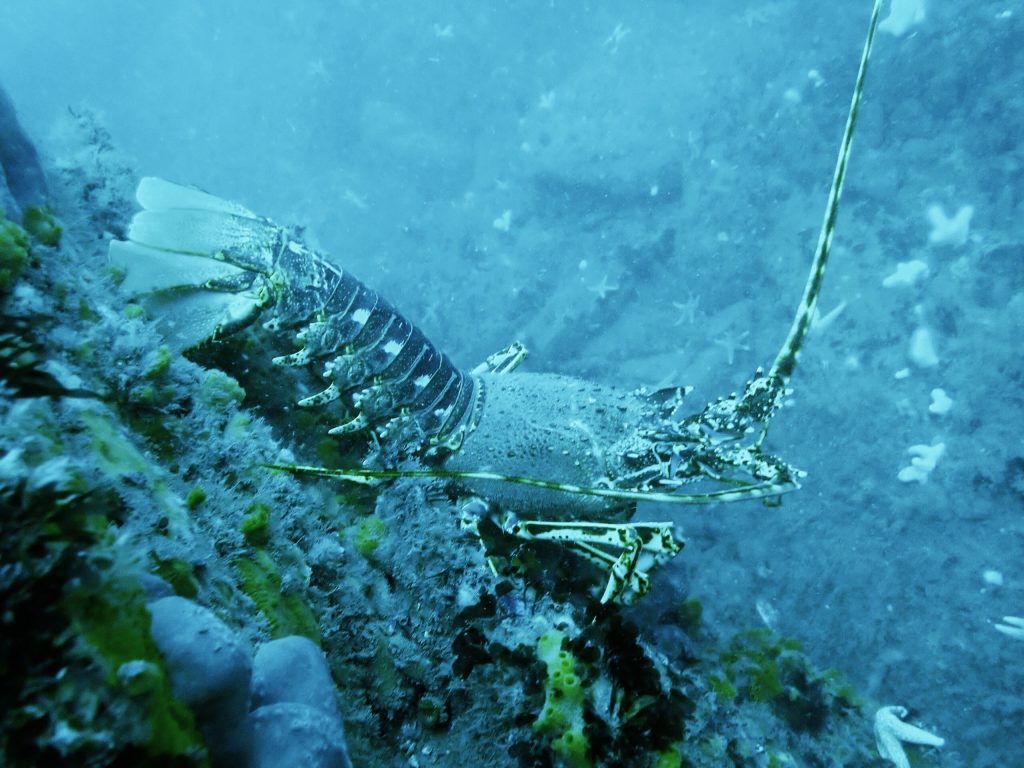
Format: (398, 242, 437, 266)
(2, 1, 1021, 765)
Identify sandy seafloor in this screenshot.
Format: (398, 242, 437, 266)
(1, 1, 1022, 766)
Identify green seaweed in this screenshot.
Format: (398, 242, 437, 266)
(144, 345, 173, 380)
(534, 629, 591, 768)
(241, 502, 270, 546)
(22, 205, 62, 247)
(151, 556, 200, 599)
(352, 515, 387, 558)
(0, 213, 30, 292)
(62, 576, 206, 761)
(236, 548, 320, 644)
(82, 410, 150, 477)
(718, 629, 858, 734)
(185, 486, 206, 510)
(198, 369, 246, 410)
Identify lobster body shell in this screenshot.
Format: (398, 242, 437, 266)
(442, 372, 648, 520)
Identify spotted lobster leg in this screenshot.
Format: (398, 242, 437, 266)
(502, 517, 682, 604)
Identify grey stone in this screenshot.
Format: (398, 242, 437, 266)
(247, 702, 352, 768)
(251, 635, 340, 720)
(0, 86, 48, 219)
(147, 596, 252, 722)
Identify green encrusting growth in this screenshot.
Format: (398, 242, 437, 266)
(21, 206, 62, 247)
(352, 515, 387, 558)
(718, 629, 859, 733)
(151, 556, 200, 599)
(185, 485, 206, 510)
(0, 213, 30, 292)
(0, 411, 208, 765)
(236, 548, 320, 644)
(241, 501, 271, 546)
(534, 629, 590, 768)
(63, 577, 207, 761)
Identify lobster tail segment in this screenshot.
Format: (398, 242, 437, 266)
(109, 178, 283, 351)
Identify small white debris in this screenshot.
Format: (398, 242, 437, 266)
(578, 259, 588, 271)
(996, 10, 1013, 20)
(882, 260, 929, 288)
(879, 0, 927, 37)
(995, 616, 1024, 640)
(342, 188, 368, 209)
(927, 203, 973, 246)
(874, 705, 944, 768)
(755, 599, 778, 630)
(492, 210, 512, 232)
(908, 327, 939, 368)
(897, 442, 945, 483)
(538, 90, 556, 110)
(807, 69, 825, 87)
(649, 184, 659, 196)
(783, 87, 801, 104)
(894, 368, 911, 380)
(432, 23, 454, 38)
(603, 23, 630, 50)
(928, 388, 952, 415)
(982, 569, 1004, 587)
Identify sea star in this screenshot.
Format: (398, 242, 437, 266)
(874, 706, 944, 768)
(587, 274, 619, 300)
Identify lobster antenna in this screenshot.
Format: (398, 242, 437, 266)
(263, 464, 798, 506)
(768, 0, 883, 385)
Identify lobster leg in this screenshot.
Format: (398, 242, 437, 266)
(501, 516, 683, 604)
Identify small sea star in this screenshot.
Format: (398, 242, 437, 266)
(306, 59, 329, 82)
(671, 294, 700, 326)
(874, 706, 944, 768)
(587, 274, 619, 300)
(603, 23, 630, 52)
(713, 329, 750, 365)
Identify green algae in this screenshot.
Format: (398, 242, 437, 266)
(63, 576, 206, 761)
(21, 205, 62, 247)
(81, 410, 150, 477)
(236, 548, 320, 644)
(151, 556, 200, 599)
(534, 629, 590, 768)
(185, 486, 206, 510)
(0, 213, 30, 292)
(352, 515, 387, 558)
(198, 369, 246, 410)
(241, 502, 271, 546)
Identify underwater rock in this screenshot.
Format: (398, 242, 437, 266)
(251, 635, 342, 720)
(147, 596, 253, 717)
(0, 86, 48, 219)
(147, 596, 253, 763)
(247, 702, 353, 768)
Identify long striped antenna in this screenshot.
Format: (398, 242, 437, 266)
(768, 0, 883, 386)
(264, 463, 799, 506)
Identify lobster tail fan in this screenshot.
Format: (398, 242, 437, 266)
(109, 178, 277, 352)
